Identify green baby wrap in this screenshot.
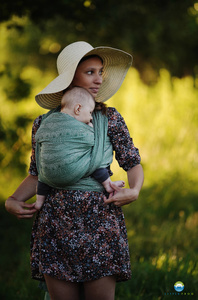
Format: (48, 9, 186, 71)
(35, 108, 113, 192)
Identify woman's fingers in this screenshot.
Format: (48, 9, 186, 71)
(104, 187, 139, 207)
(17, 203, 37, 219)
(5, 198, 37, 219)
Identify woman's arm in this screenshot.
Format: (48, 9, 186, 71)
(127, 164, 144, 194)
(104, 164, 144, 207)
(104, 108, 144, 206)
(5, 115, 43, 219)
(5, 174, 38, 219)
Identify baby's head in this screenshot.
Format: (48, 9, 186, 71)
(61, 87, 95, 125)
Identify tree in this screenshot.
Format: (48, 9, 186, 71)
(0, 0, 198, 80)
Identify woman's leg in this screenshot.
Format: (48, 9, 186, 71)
(44, 274, 80, 300)
(84, 276, 116, 300)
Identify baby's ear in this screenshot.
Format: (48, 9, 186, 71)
(74, 104, 81, 115)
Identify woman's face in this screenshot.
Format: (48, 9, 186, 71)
(71, 57, 103, 98)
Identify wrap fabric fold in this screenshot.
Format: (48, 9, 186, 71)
(35, 108, 113, 192)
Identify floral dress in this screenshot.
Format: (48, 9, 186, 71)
(30, 107, 141, 283)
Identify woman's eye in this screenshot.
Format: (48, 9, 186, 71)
(87, 71, 93, 75)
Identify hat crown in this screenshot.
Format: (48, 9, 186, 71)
(57, 41, 94, 75)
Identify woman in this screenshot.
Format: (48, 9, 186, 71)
(5, 41, 144, 300)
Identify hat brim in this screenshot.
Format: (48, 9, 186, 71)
(35, 45, 132, 109)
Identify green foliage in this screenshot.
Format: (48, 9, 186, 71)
(108, 68, 198, 188)
(1, 1, 198, 78)
(4, 76, 31, 101)
(0, 7, 198, 298)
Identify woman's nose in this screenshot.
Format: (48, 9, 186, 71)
(94, 74, 103, 84)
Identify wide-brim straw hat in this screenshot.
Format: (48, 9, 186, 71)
(35, 41, 133, 109)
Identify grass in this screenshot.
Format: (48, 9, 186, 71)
(1, 173, 198, 299)
(0, 203, 45, 300)
(1, 68, 198, 298)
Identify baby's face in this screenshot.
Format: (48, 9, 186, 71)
(79, 98, 95, 125)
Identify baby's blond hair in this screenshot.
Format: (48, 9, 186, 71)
(61, 87, 95, 110)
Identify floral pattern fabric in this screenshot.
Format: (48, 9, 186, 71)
(30, 107, 141, 282)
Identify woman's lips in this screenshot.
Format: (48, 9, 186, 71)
(90, 88, 99, 94)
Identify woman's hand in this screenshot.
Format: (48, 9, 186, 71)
(104, 183, 139, 207)
(5, 174, 38, 219)
(104, 164, 144, 207)
(5, 197, 37, 219)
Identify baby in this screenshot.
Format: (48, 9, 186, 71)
(35, 87, 125, 210)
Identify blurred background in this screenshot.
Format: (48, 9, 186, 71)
(0, 0, 198, 299)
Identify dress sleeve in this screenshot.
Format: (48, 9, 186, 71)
(107, 107, 141, 171)
(28, 115, 43, 176)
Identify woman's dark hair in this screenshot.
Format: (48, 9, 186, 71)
(94, 102, 107, 115)
(79, 54, 103, 65)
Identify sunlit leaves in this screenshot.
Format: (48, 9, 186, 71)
(1, 0, 198, 78)
(4, 76, 31, 101)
